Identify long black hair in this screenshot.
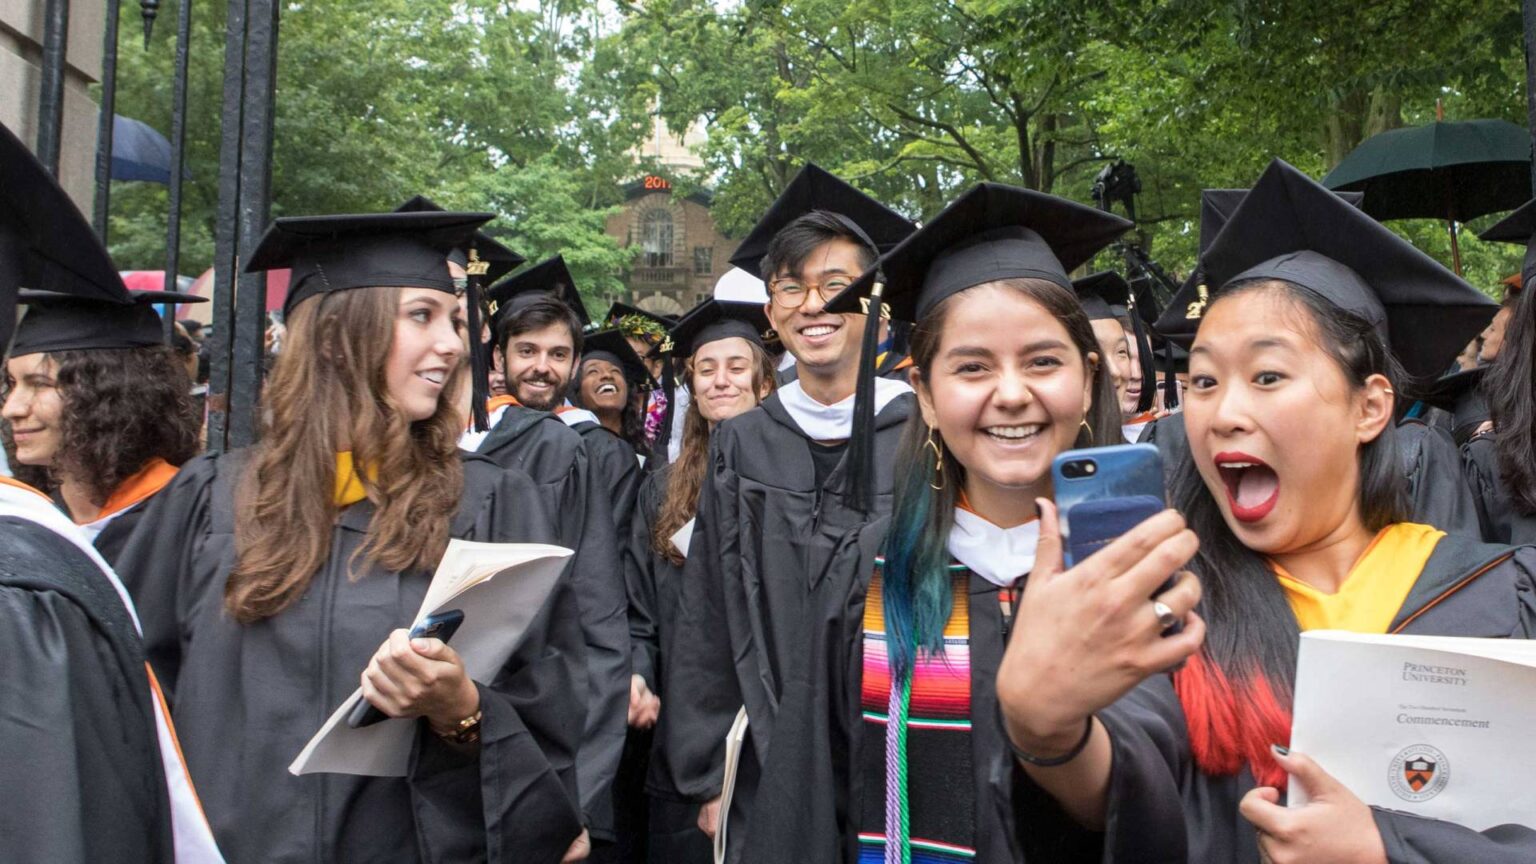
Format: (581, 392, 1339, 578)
(1174, 279, 1408, 787)
(1488, 284, 1536, 515)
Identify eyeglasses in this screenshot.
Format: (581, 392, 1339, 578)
(767, 275, 853, 309)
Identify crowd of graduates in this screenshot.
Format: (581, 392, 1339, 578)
(4, 110, 1536, 864)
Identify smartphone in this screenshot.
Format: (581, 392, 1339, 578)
(346, 609, 466, 729)
(1051, 444, 1182, 634)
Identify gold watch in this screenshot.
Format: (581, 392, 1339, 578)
(432, 708, 483, 745)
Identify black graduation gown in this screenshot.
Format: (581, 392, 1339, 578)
(1463, 431, 1536, 546)
(0, 514, 175, 864)
(657, 393, 915, 839)
(1397, 418, 1481, 538)
(113, 451, 587, 864)
(565, 415, 644, 537)
(1085, 533, 1536, 863)
(618, 467, 713, 864)
(744, 517, 1097, 864)
(91, 498, 153, 566)
(473, 404, 632, 838)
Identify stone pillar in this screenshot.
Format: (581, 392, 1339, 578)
(0, 0, 106, 212)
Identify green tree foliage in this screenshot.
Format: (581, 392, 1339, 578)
(105, 0, 1529, 301)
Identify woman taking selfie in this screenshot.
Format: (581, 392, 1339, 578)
(744, 184, 1153, 863)
(115, 211, 587, 864)
(999, 161, 1536, 863)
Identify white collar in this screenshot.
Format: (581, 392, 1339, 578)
(557, 408, 600, 428)
(458, 403, 512, 453)
(776, 377, 911, 441)
(947, 507, 1039, 587)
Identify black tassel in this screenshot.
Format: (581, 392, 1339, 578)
(653, 348, 677, 465)
(1128, 303, 1157, 414)
(1161, 340, 1180, 411)
(844, 280, 885, 514)
(465, 248, 490, 432)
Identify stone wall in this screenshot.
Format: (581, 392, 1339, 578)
(0, 0, 106, 212)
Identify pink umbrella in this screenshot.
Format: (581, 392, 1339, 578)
(185, 267, 292, 325)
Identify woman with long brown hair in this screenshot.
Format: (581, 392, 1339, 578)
(622, 300, 775, 864)
(114, 212, 587, 864)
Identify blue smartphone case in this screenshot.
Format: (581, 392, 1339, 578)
(1052, 443, 1166, 567)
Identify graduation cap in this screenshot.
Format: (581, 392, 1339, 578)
(1412, 365, 1489, 443)
(11, 289, 208, 356)
(1153, 187, 1365, 348)
(1478, 198, 1536, 291)
(0, 120, 133, 348)
(486, 255, 591, 330)
(246, 211, 494, 313)
(727, 163, 917, 280)
(246, 209, 496, 426)
(604, 301, 671, 352)
(826, 182, 1132, 510)
(647, 299, 775, 459)
(1074, 270, 1156, 413)
(1197, 159, 1496, 384)
(393, 195, 524, 284)
(579, 328, 654, 389)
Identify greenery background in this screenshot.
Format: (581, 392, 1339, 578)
(103, 0, 1531, 307)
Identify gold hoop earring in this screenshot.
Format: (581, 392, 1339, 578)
(925, 427, 945, 491)
(1080, 418, 1094, 439)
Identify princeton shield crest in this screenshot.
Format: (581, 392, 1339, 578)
(1403, 757, 1436, 792)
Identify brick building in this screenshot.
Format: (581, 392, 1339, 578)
(602, 116, 740, 317)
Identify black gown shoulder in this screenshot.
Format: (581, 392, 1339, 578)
(113, 448, 587, 864)
(1088, 534, 1536, 863)
(1397, 418, 1481, 537)
(1463, 431, 1536, 546)
(0, 514, 174, 864)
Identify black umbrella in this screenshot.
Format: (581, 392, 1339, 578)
(1322, 117, 1531, 275)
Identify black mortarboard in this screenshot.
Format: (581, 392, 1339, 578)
(486, 255, 591, 328)
(827, 183, 1131, 509)
(1151, 340, 1190, 374)
(246, 211, 494, 315)
(11, 289, 208, 356)
(1413, 365, 1490, 443)
(580, 328, 654, 389)
(662, 299, 772, 359)
(1478, 198, 1536, 290)
(604, 301, 672, 351)
(1154, 187, 1364, 347)
(393, 195, 525, 283)
(1, 120, 132, 348)
(727, 163, 917, 280)
(1074, 270, 1157, 413)
(826, 183, 1133, 322)
(650, 299, 774, 459)
(1197, 159, 1496, 383)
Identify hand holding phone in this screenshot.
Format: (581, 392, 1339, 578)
(346, 609, 465, 728)
(1052, 444, 1182, 634)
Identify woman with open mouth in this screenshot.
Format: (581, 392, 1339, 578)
(1000, 160, 1536, 864)
(111, 211, 589, 864)
(740, 183, 1172, 863)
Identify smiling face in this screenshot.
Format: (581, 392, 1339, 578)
(1089, 317, 1130, 416)
(691, 336, 768, 425)
(499, 321, 576, 411)
(1185, 286, 1393, 555)
(579, 358, 630, 416)
(384, 288, 466, 422)
(2, 353, 64, 467)
(764, 236, 869, 394)
(915, 284, 1096, 516)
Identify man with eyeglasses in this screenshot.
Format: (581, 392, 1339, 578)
(656, 165, 916, 862)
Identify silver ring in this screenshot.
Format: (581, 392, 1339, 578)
(1153, 600, 1179, 630)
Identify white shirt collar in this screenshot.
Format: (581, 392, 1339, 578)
(458, 403, 512, 453)
(776, 377, 911, 441)
(948, 507, 1039, 587)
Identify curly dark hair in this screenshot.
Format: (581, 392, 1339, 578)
(2, 347, 201, 506)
